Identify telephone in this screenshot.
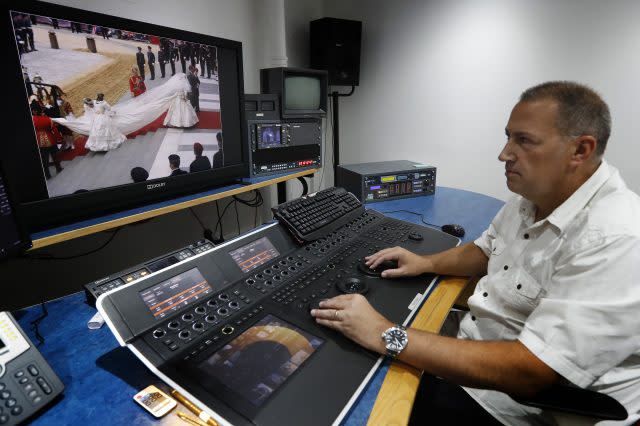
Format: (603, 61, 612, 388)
(0, 312, 64, 425)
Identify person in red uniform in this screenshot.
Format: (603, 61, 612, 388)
(129, 66, 146, 97)
(31, 103, 63, 179)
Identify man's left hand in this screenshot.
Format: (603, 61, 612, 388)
(311, 294, 393, 353)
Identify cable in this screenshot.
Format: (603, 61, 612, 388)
(234, 200, 240, 235)
(379, 209, 441, 229)
(190, 207, 215, 242)
(318, 96, 333, 190)
(30, 302, 48, 346)
(214, 201, 223, 242)
(26, 227, 122, 260)
(297, 176, 309, 196)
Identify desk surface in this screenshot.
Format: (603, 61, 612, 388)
(16, 186, 504, 425)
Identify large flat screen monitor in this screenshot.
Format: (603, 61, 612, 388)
(4, 0, 249, 231)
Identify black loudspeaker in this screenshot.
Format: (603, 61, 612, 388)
(310, 17, 362, 86)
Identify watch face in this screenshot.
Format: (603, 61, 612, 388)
(385, 328, 408, 352)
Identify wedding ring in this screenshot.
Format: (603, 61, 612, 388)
(334, 310, 340, 321)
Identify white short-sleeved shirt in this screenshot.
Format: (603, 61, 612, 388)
(458, 161, 640, 426)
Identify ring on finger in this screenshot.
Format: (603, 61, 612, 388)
(334, 309, 340, 321)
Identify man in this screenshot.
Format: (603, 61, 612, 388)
(178, 41, 188, 73)
(136, 46, 145, 80)
(31, 103, 63, 179)
(189, 142, 211, 173)
(158, 45, 166, 78)
(147, 46, 156, 80)
(212, 132, 224, 168)
(130, 167, 148, 183)
(168, 154, 187, 176)
(187, 65, 200, 113)
(170, 41, 177, 76)
(311, 82, 640, 424)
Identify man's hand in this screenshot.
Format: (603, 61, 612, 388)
(311, 294, 392, 353)
(365, 246, 430, 278)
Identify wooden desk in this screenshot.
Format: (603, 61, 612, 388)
(367, 276, 470, 425)
(30, 168, 318, 249)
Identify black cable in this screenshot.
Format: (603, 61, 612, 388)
(318, 98, 332, 190)
(234, 200, 240, 235)
(297, 176, 309, 196)
(189, 207, 207, 230)
(214, 201, 223, 242)
(30, 302, 48, 346)
(379, 209, 441, 229)
(26, 227, 122, 260)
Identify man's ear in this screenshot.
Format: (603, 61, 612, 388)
(570, 135, 598, 164)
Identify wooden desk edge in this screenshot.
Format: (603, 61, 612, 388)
(367, 276, 470, 426)
(30, 169, 319, 250)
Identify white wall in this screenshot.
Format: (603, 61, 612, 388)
(322, 0, 640, 201)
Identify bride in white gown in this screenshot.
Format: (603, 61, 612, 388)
(163, 88, 199, 128)
(85, 94, 127, 152)
(53, 73, 195, 139)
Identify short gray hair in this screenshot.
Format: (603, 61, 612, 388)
(520, 81, 611, 155)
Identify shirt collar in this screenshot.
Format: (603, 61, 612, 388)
(545, 160, 611, 232)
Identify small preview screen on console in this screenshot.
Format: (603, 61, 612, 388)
(140, 268, 213, 320)
(197, 314, 324, 407)
(229, 237, 280, 273)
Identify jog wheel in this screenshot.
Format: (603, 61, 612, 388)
(336, 278, 369, 294)
(356, 259, 398, 277)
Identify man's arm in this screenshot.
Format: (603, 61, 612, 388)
(312, 294, 559, 398)
(365, 242, 489, 279)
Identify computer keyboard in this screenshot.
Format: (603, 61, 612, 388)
(272, 187, 365, 242)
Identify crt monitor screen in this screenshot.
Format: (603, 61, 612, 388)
(5, 1, 248, 231)
(284, 77, 321, 110)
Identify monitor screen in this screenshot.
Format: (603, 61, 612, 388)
(284, 76, 322, 110)
(139, 267, 213, 320)
(196, 314, 324, 407)
(5, 1, 248, 231)
(229, 236, 280, 273)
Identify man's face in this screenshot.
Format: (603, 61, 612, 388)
(499, 99, 574, 202)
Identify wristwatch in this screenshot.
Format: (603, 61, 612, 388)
(381, 324, 408, 358)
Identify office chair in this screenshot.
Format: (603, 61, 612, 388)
(513, 383, 628, 426)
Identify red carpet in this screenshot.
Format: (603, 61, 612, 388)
(56, 111, 221, 162)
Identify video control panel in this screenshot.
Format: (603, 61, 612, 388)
(84, 239, 214, 306)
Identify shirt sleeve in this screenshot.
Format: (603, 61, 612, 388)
(518, 234, 640, 388)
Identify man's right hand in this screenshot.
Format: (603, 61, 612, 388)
(364, 246, 430, 278)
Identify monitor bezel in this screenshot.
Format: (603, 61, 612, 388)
(0, 154, 33, 260)
(4, 0, 249, 232)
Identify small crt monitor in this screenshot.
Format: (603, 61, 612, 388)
(260, 67, 328, 118)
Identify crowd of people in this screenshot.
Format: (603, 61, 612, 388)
(134, 39, 217, 83)
(130, 135, 224, 183)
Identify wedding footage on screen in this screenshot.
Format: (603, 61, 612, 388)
(11, 10, 225, 197)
